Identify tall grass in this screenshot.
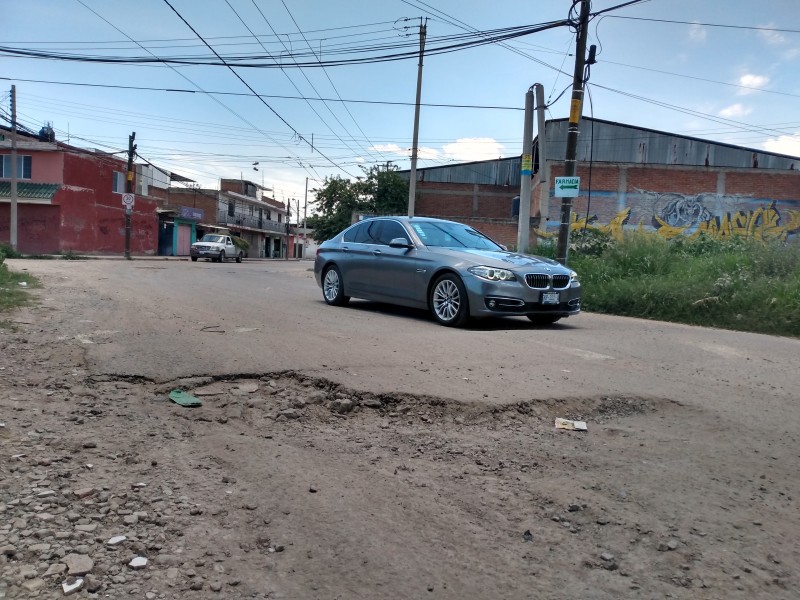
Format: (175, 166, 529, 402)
(0, 247, 39, 314)
(535, 231, 800, 338)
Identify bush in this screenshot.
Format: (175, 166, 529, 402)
(568, 232, 800, 337)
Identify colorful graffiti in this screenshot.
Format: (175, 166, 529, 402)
(544, 191, 800, 242)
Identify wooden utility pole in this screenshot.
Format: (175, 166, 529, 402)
(556, 0, 591, 265)
(124, 132, 136, 260)
(9, 85, 18, 251)
(407, 19, 427, 217)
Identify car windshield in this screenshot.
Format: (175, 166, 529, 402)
(411, 221, 503, 250)
(200, 235, 224, 243)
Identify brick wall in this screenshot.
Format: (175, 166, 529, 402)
(417, 162, 800, 242)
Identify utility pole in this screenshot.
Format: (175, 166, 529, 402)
(556, 0, 591, 266)
(407, 18, 427, 217)
(124, 132, 136, 260)
(9, 86, 18, 252)
(517, 87, 534, 253)
(303, 177, 308, 258)
(284, 201, 291, 260)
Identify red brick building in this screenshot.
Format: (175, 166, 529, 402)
(400, 118, 800, 249)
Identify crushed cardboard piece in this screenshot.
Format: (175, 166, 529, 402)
(555, 418, 587, 431)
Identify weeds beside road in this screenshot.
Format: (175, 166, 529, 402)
(537, 232, 800, 338)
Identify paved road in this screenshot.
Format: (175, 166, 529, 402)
(9, 257, 799, 427)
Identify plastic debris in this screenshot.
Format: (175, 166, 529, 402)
(555, 418, 587, 431)
(168, 389, 202, 407)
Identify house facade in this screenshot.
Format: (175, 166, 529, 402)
(0, 126, 159, 254)
(165, 179, 289, 258)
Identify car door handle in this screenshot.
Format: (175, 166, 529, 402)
(341, 246, 349, 252)
(372, 249, 382, 256)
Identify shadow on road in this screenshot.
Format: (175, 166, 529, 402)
(322, 299, 580, 331)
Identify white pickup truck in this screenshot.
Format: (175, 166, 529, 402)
(190, 234, 244, 263)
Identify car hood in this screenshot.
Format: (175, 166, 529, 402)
(429, 248, 568, 271)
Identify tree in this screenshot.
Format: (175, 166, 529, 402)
(308, 166, 409, 242)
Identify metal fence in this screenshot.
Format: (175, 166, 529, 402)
(217, 210, 286, 233)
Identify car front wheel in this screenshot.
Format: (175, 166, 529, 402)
(190, 256, 198, 262)
(218, 251, 225, 263)
(430, 274, 470, 327)
(323, 266, 350, 306)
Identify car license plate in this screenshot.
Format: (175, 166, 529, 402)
(541, 291, 559, 304)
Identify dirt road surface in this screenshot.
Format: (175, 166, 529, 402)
(1, 258, 797, 600)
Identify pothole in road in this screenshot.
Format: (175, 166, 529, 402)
(83, 371, 674, 429)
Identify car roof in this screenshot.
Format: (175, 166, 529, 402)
(359, 216, 458, 225)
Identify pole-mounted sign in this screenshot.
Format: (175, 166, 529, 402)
(554, 176, 580, 198)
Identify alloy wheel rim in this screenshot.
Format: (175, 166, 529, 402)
(433, 280, 460, 321)
(324, 270, 340, 301)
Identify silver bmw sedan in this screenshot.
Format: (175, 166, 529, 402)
(313, 216, 581, 327)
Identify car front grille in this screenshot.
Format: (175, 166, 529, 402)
(525, 273, 571, 290)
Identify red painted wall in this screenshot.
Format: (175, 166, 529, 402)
(0, 147, 159, 254)
(0, 204, 61, 254)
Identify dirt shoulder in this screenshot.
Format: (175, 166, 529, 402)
(0, 264, 797, 599)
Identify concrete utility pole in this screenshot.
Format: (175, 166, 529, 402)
(517, 88, 534, 253)
(303, 177, 308, 257)
(517, 84, 548, 254)
(9, 85, 18, 252)
(407, 18, 427, 217)
(284, 201, 291, 260)
(556, 0, 591, 266)
(124, 132, 136, 260)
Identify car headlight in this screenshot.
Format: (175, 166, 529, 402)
(468, 266, 517, 282)
(570, 270, 580, 287)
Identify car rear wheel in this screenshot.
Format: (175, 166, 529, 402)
(430, 274, 470, 327)
(236, 252, 243, 263)
(218, 251, 225, 263)
(526, 314, 561, 325)
(323, 266, 350, 306)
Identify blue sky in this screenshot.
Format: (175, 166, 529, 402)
(4, 0, 800, 207)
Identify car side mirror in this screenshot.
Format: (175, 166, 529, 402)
(389, 237, 413, 249)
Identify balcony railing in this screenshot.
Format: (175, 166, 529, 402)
(217, 210, 286, 233)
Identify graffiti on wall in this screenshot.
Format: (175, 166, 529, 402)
(556, 191, 800, 242)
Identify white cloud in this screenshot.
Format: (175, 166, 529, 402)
(442, 138, 505, 161)
(758, 23, 786, 45)
(718, 103, 752, 119)
(688, 22, 707, 42)
(762, 134, 800, 158)
(369, 143, 439, 160)
(737, 73, 769, 95)
(370, 143, 405, 155)
(417, 146, 440, 160)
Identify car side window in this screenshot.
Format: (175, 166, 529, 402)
(362, 221, 382, 244)
(342, 223, 364, 243)
(377, 220, 408, 245)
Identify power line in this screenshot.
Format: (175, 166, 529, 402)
(279, 0, 389, 163)
(0, 76, 525, 110)
(161, 0, 356, 178)
(72, 0, 326, 184)
(604, 15, 800, 34)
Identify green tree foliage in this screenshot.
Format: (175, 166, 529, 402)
(308, 166, 409, 242)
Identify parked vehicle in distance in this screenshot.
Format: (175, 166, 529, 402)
(313, 216, 581, 327)
(190, 234, 243, 263)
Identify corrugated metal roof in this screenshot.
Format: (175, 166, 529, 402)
(544, 118, 800, 170)
(399, 118, 799, 184)
(0, 182, 60, 199)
